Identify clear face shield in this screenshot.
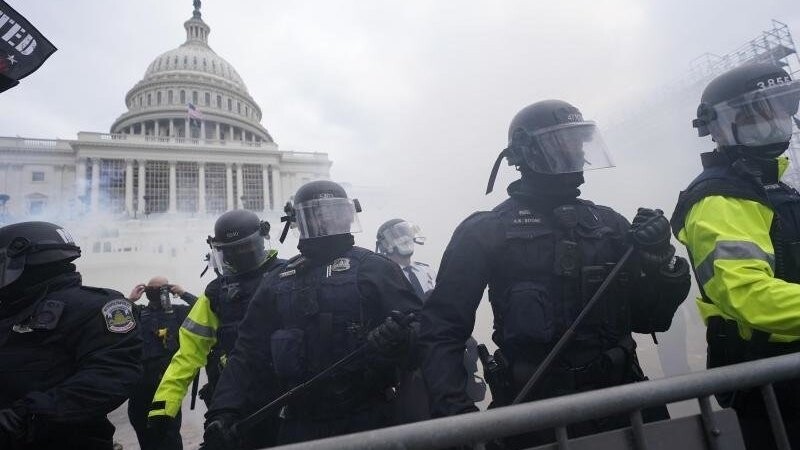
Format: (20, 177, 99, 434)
(517, 122, 615, 175)
(378, 221, 425, 256)
(209, 230, 270, 276)
(0, 246, 26, 289)
(294, 197, 363, 240)
(709, 79, 800, 148)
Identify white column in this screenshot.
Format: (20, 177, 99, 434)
(137, 160, 146, 215)
(75, 158, 87, 206)
(236, 164, 244, 209)
(225, 163, 234, 210)
(125, 159, 134, 215)
(90, 159, 100, 213)
(229, 125, 234, 142)
(200, 120, 206, 140)
(198, 162, 206, 214)
(168, 160, 177, 213)
(185, 118, 190, 138)
(140, 122, 146, 136)
(215, 122, 221, 140)
(154, 120, 160, 137)
(270, 165, 282, 210)
(169, 119, 175, 137)
(262, 165, 270, 213)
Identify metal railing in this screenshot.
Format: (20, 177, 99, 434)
(268, 353, 800, 450)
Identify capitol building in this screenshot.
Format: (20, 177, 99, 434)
(0, 1, 331, 222)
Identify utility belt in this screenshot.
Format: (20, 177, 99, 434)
(707, 316, 800, 367)
(512, 337, 641, 399)
(707, 316, 800, 413)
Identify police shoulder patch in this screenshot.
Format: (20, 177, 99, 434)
(330, 258, 351, 272)
(101, 298, 136, 333)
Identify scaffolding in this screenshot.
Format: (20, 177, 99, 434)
(687, 20, 800, 84)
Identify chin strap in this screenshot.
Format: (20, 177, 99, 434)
(486, 148, 510, 195)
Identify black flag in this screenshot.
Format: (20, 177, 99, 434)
(0, 1, 56, 94)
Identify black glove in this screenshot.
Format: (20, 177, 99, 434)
(198, 382, 215, 406)
(147, 414, 175, 439)
(202, 413, 240, 450)
(0, 407, 25, 443)
(629, 208, 675, 272)
(367, 311, 413, 355)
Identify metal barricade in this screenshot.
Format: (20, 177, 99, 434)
(266, 352, 800, 450)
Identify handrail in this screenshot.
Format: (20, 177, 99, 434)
(268, 352, 800, 450)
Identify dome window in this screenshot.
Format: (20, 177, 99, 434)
(205, 92, 211, 106)
(192, 91, 198, 104)
(237, 102, 241, 114)
(174, 56, 178, 66)
(180, 90, 186, 104)
(168, 90, 174, 104)
(227, 98, 232, 111)
(212, 60, 217, 72)
(245, 106, 249, 116)
(216, 95, 222, 108)
(147, 93, 152, 106)
(157, 91, 162, 105)
(193, 56, 198, 67)
(184, 56, 188, 66)
(203, 59, 207, 70)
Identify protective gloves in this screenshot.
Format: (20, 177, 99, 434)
(629, 208, 675, 273)
(0, 407, 26, 443)
(147, 414, 175, 440)
(367, 310, 414, 356)
(201, 412, 240, 450)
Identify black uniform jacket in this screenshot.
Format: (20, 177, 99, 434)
(419, 184, 690, 418)
(208, 246, 422, 419)
(0, 272, 142, 448)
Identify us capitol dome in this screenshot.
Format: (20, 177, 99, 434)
(0, 0, 331, 222)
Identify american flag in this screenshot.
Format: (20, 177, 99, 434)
(187, 102, 203, 128)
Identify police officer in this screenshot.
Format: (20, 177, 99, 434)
(126, 276, 196, 450)
(148, 210, 284, 448)
(376, 219, 436, 297)
(0, 221, 142, 450)
(671, 63, 800, 449)
(203, 180, 422, 447)
(419, 100, 691, 447)
(376, 218, 486, 422)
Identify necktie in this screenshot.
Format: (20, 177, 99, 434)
(404, 266, 426, 298)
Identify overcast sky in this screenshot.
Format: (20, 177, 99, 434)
(3, 0, 800, 261)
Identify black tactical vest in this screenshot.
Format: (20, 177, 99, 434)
(671, 152, 800, 284)
(490, 197, 632, 366)
(270, 247, 392, 409)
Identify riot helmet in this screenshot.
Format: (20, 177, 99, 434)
(207, 210, 271, 276)
(280, 180, 362, 243)
(486, 99, 614, 193)
(0, 221, 81, 289)
(376, 219, 425, 256)
(693, 63, 800, 156)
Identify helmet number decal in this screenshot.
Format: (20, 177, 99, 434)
(757, 76, 792, 90)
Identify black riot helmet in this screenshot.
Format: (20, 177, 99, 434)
(693, 63, 800, 156)
(280, 180, 362, 243)
(486, 99, 614, 194)
(0, 221, 81, 289)
(376, 218, 425, 256)
(207, 210, 271, 276)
